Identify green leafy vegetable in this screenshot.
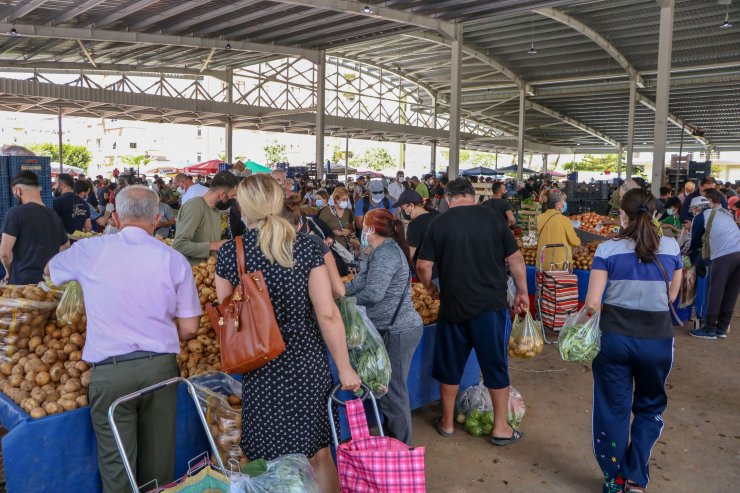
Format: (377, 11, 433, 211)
(558, 309, 601, 362)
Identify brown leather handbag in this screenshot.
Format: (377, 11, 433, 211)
(205, 236, 285, 373)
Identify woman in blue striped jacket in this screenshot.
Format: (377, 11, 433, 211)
(584, 188, 682, 493)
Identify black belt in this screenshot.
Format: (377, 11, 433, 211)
(90, 351, 167, 368)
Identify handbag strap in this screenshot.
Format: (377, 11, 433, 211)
(390, 246, 412, 328)
(345, 398, 370, 440)
(235, 235, 246, 278)
(653, 258, 683, 327)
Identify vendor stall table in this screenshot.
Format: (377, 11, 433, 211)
(0, 324, 480, 492)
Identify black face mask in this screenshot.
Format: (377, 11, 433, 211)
(14, 194, 22, 205)
(401, 207, 411, 221)
(215, 200, 231, 211)
(53, 186, 62, 197)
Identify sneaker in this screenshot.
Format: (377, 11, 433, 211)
(689, 328, 717, 340)
(716, 327, 728, 338)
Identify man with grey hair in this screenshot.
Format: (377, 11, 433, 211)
(173, 173, 208, 205)
(45, 185, 201, 492)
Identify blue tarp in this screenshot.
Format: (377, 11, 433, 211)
(0, 323, 480, 493)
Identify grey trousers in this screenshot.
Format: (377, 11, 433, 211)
(380, 327, 423, 445)
(707, 251, 740, 330)
(89, 354, 179, 493)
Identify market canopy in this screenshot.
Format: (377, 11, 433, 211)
(244, 160, 271, 174)
(51, 162, 84, 176)
(461, 167, 504, 177)
(496, 164, 538, 175)
(182, 160, 223, 175)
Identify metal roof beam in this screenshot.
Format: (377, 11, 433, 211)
(0, 23, 320, 62)
(89, 0, 162, 29)
(635, 93, 709, 146)
(2, 0, 49, 22)
(164, 0, 264, 34)
(0, 60, 221, 78)
(527, 101, 619, 147)
(534, 7, 646, 88)
(263, 0, 457, 39)
(48, 0, 106, 26)
(128, 0, 204, 31)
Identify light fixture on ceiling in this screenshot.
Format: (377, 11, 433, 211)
(362, 5, 373, 14)
(527, 14, 537, 54)
(720, 4, 734, 28)
(7, 26, 19, 36)
(225, 43, 232, 50)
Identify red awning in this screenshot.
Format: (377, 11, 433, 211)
(182, 160, 223, 175)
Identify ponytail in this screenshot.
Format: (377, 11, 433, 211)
(391, 218, 413, 269)
(258, 214, 296, 267)
(618, 188, 660, 263)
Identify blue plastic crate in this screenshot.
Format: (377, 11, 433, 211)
(217, 162, 232, 172)
(5, 156, 52, 208)
(0, 156, 9, 209)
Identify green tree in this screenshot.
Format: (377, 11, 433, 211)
(217, 152, 245, 162)
(441, 149, 499, 168)
(28, 142, 92, 173)
(263, 140, 287, 164)
(562, 154, 619, 172)
(350, 147, 396, 171)
(120, 154, 152, 169)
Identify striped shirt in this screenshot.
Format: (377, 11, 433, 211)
(592, 236, 682, 339)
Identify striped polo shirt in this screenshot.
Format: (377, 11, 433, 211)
(592, 236, 682, 339)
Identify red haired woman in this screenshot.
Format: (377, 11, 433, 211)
(345, 208, 423, 444)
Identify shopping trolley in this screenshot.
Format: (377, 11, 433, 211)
(535, 244, 579, 344)
(108, 377, 226, 492)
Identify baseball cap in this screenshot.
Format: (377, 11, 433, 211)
(393, 189, 422, 208)
(689, 196, 709, 208)
(368, 180, 384, 193)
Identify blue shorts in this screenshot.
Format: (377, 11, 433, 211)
(432, 309, 511, 389)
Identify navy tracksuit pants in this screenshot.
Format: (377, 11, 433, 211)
(592, 332, 674, 493)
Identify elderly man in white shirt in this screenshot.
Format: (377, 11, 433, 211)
(173, 173, 208, 205)
(46, 185, 201, 493)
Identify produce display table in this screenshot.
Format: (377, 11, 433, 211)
(0, 323, 479, 493)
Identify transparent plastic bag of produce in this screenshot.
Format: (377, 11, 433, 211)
(0, 285, 60, 362)
(506, 276, 516, 308)
(508, 386, 526, 429)
(189, 372, 245, 465)
(56, 281, 85, 325)
(230, 454, 320, 493)
(336, 297, 366, 350)
(455, 382, 493, 437)
(507, 312, 544, 359)
(558, 307, 601, 362)
(348, 305, 391, 398)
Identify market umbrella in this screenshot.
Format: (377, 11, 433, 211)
(50, 162, 84, 176)
(244, 160, 271, 174)
(461, 166, 504, 177)
(496, 164, 538, 175)
(183, 160, 223, 175)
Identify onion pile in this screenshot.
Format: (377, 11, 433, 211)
(570, 212, 611, 233)
(572, 241, 601, 270)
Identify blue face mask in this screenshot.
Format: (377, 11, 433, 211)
(561, 202, 568, 214)
(361, 228, 371, 247)
(315, 199, 324, 207)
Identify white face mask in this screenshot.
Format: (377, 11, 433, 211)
(177, 186, 185, 194)
(371, 193, 383, 204)
(339, 200, 349, 209)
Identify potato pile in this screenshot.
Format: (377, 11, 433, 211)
(0, 285, 89, 418)
(572, 241, 601, 270)
(178, 256, 221, 378)
(411, 283, 440, 325)
(508, 332, 544, 359)
(522, 246, 537, 266)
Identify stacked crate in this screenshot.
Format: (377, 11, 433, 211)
(5, 155, 54, 208)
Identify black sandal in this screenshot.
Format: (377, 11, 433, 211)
(490, 429, 525, 446)
(432, 417, 454, 437)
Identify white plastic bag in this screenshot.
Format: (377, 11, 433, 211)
(229, 454, 320, 493)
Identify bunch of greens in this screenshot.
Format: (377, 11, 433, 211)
(337, 297, 366, 350)
(558, 308, 601, 362)
(239, 454, 320, 493)
(464, 409, 493, 437)
(347, 305, 391, 398)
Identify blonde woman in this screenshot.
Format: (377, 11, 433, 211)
(214, 174, 361, 492)
(317, 187, 354, 250)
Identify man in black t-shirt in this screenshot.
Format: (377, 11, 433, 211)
(418, 178, 529, 446)
(394, 189, 438, 275)
(53, 173, 92, 234)
(481, 181, 516, 228)
(0, 172, 69, 284)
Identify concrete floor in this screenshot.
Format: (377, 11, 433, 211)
(414, 306, 740, 493)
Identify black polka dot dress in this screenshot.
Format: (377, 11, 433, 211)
(216, 229, 338, 461)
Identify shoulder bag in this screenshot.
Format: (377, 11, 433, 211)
(653, 258, 683, 327)
(205, 236, 285, 373)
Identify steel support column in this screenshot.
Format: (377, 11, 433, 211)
(517, 89, 526, 181)
(617, 144, 623, 179)
(626, 78, 637, 180)
(448, 24, 463, 179)
(57, 107, 63, 172)
(651, 0, 675, 196)
(225, 69, 233, 164)
(430, 97, 437, 174)
(542, 153, 548, 174)
(315, 50, 326, 180)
